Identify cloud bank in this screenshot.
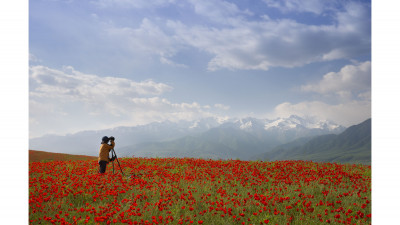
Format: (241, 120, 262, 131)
(271, 100, 371, 127)
(29, 65, 228, 137)
(269, 61, 371, 126)
(93, 0, 370, 71)
(30, 65, 173, 100)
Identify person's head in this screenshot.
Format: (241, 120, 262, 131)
(101, 136, 109, 144)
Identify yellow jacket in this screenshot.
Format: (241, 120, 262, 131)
(98, 141, 115, 162)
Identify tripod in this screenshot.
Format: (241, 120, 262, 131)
(110, 148, 125, 176)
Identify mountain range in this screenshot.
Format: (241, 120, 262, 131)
(120, 116, 368, 161)
(30, 115, 347, 160)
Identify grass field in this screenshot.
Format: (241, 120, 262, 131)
(29, 150, 97, 162)
(29, 156, 371, 224)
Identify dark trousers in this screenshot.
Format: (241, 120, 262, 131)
(99, 161, 108, 173)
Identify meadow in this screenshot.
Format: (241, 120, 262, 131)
(29, 157, 371, 224)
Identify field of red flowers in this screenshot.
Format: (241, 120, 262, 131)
(29, 158, 371, 224)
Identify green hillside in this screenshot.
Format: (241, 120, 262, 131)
(260, 119, 371, 164)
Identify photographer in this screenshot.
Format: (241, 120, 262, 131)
(98, 136, 115, 174)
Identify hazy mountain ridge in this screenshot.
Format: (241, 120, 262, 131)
(29, 115, 346, 158)
(122, 126, 267, 160)
(29, 118, 222, 156)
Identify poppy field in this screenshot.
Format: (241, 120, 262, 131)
(29, 158, 371, 224)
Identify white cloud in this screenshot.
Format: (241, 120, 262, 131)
(167, 20, 273, 71)
(214, 103, 230, 110)
(126, 97, 217, 122)
(160, 55, 188, 68)
(30, 65, 172, 101)
(270, 100, 371, 127)
(105, 18, 184, 68)
(322, 2, 371, 61)
(301, 61, 371, 99)
(29, 53, 41, 63)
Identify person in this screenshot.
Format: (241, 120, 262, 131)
(98, 136, 115, 174)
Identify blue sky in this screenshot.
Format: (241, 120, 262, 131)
(29, 0, 371, 137)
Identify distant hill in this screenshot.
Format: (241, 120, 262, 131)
(256, 118, 371, 164)
(29, 150, 97, 162)
(29, 118, 223, 156)
(121, 127, 267, 160)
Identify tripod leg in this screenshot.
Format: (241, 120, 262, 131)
(111, 149, 115, 174)
(110, 148, 125, 176)
(115, 156, 125, 176)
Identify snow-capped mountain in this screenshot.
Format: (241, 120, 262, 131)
(225, 115, 344, 134)
(262, 115, 343, 131)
